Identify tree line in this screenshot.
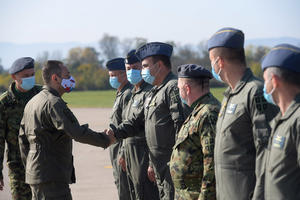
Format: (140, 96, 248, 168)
(0, 34, 270, 92)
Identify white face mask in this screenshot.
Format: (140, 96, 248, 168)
(61, 76, 76, 92)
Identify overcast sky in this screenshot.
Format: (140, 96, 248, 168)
(1, 0, 299, 44)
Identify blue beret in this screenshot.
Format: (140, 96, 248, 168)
(106, 58, 126, 71)
(125, 49, 140, 64)
(207, 27, 244, 51)
(261, 44, 300, 73)
(177, 64, 212, 79)
(136, 42, 173, 61)
(9, 57, 35, 74)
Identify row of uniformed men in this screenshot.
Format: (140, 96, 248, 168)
(0, 27, 299, 200)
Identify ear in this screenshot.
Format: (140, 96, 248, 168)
(272, 74, 280, 88)
(218, 57, 225, 69)
(11, 74, 17, 80)
(185, 84, 192, 95)
(51, 74, 58, 82)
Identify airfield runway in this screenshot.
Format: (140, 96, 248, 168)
(0, 108, 118, 200)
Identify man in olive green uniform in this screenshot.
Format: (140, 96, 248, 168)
(170, 64, 220, 200)
(18, 60, 112, 200)
(106, 58, 133, 200)
(108, 42, 189, 200)
(118, 50, 159, 200)
(207, 28, 278, 200)
(261, 44, 300, 200)
(0, 57, 42, 200)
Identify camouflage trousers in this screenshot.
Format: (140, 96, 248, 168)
(175, 188, 200, 200)
(8, 162, 31, 200)
(30, 182, 72, 200)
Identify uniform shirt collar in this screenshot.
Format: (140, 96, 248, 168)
(131, 81, 147, 94)
(44, 85, 61, 97)
(116, 82, 132, 96)
(191, 92, 211, 109)
(224, 68, 253, 97)
(279, 92, 300, 121)
(155, 71, 175, 90)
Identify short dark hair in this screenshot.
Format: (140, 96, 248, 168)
(42, 60, 63, 84)
(151, 55, 172, 69)
(268, 67, 300, 87)
(212, 47, 246, 65)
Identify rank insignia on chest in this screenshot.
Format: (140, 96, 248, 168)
(272, 134, 286, 149)
(226, 103, 237, 114)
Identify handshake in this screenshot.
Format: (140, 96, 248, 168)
(104, 129, 117, 145)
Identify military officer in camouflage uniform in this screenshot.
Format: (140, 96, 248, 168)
(118, 50, 159, 200)
(108, 42, 189, 200)
(0, 57, 42, 200)
(107, 58, 133, 200)
(170, 64, 220, 200)
(18, 60, 112, 200)
(261, 44, 300, 200)
(207, 28, 278, 200)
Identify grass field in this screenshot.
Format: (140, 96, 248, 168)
(63, 87, 226, 108)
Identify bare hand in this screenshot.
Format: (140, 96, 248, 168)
(147, 166, 156, 182)
(104, 129, 116, 145)
(119, 156, 126, 172)
(0, 179, 4, 191)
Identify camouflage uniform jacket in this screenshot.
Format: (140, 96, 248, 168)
(0, 82, 42, 179)
(170, 93, 220, 200)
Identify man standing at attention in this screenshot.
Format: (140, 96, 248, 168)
(208, 27, 278, 200)
(170, 64, 220, 200)
(106, 58, 133, 200)
(0, 57, 42, 200)
(261, 44, 300, 200)
(18, 60, 113, 200)
(108, 42, 189, 200)
(119, 50, 159, 200)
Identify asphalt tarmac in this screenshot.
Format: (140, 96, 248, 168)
(0, 108, 118, 200)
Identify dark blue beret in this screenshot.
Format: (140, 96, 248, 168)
(136, 42, 173, 61)
(9, 57, 35, 74)
(106, 58, 126, 71)
(207, 27, 244, 51)
(125, 49, 140, 64)
(261, 44, 300, 73)
(177, 64, 212, 79)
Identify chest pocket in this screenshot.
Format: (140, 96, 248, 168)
(268, 132, 294, 173)
(221, 102, 250, 133)
(174, 117, 198, 149)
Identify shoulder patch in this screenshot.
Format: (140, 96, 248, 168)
(170, 86, 180, 104)
(254, 94, 268, 112)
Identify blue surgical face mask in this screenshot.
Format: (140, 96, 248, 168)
(263, 79, 276, 105)
(211, 58, 223, 82)
(21, 76, 35, 90)
(142, 68, 155, 85)
(127, 69, 142, 85)
(109, 76, 121, 89)
(180, 96, 188, 105)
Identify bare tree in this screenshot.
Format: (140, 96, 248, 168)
(99, 33, 121, 61)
